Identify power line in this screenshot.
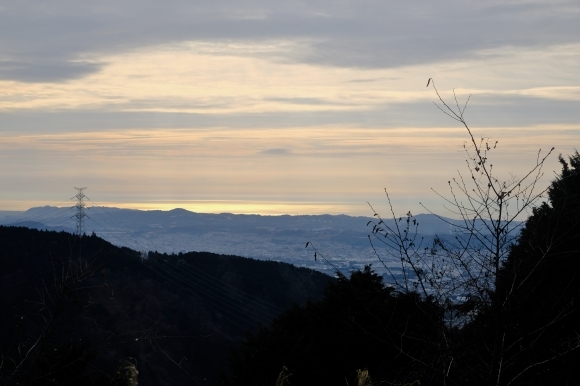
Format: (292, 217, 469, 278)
(144, 257, 267, 328)
(20, 191, 286, 330)
(5, 199, 74, 227)
(177, 261, 285, 315)
(79, 198, 280, 326)
(138, 260, 259, 333)
(158, 259, 282, 321)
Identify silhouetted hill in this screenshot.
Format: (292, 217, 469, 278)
(0, 226, 333, 386)
(1, 208, 514, 279)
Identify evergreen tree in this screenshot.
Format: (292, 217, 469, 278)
(226, 266, 444, 386)
(493, 151, 580, 384)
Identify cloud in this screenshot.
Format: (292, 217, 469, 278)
(260, 148, 291, 155)
(1, 0, 578, 216)
(1, 125, 576, 214)
(265, 97, 349, 106)
(346, 78, 391, 83)
(0, 0, 578, 82)
(0, 61, 104, 83)
(2, 93, 580, 135)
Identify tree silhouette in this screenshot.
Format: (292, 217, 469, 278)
(0, 233, 108, 385)
(225, 266, 443, 386)
(491, 151, 580, 384)
(363, 81, 578, 385)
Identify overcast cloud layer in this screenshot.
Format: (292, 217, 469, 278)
(1, 0, 579, 215)
(2, 0, 579, 81)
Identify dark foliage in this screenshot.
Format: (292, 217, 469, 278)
(492, 151, 580, 384)
(225, 151, 580, 386)
(3, 152, 580, 386)
(225, 266, 444, 386)
(0, 226, 332, 386)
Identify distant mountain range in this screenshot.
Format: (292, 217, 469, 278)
(0, 206, 518, 277)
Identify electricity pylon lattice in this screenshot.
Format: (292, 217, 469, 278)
(72, 187, 89, 236)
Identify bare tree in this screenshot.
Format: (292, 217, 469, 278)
(0, 240, 106, 385)
(0, 237, 156, 386)
(364, 79, 576, 385)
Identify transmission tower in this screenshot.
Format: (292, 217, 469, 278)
(72, 187, 89, 236)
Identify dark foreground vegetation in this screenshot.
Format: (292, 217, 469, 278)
(0, 227, 332, 386)
(1, 152, 578, 386)
(1, 77, 578, 386)
(226, 84, 580, 386)
(225, 152, 580, 386)
(227, 85, 580, 386)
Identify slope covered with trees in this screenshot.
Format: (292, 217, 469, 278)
(225, 266, 443, 386)
(492, 151, 580, 384)
(225, 153, 580, 386)
(2, 151, 579, 385)
(0, 226, 333, 386)
(224, 83, 580, 386)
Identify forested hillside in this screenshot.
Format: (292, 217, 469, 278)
(2, 149, 579, 386)
(0, 226, 333, 386)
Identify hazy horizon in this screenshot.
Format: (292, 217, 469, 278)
(1, 205, 501, 277)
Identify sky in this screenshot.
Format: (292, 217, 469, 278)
(1, 0, 579, 216)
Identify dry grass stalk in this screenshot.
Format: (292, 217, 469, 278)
(356, 368, 372, 386)
(274, 366, 292, 386)
(115, 360, 139, 386)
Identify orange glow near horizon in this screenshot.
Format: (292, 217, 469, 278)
(1, 40, 578, 217)
(0, 124, 577, 217)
